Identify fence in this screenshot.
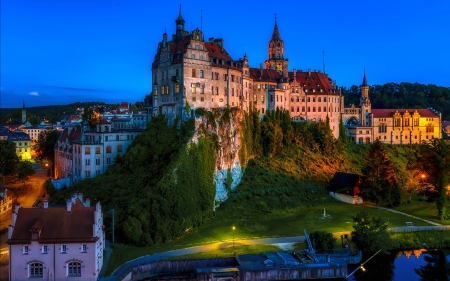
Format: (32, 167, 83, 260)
(390, 225, 450, 233)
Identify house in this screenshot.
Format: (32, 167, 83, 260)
(7, 193, 104, 280)
(0, 184, 13, 221)
(328, 172, 362, 197)
(7, 129, 32, 160)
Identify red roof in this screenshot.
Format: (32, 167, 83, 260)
(371, 109, 439, 118)
(204, 42, 233, 61)
(7, 201, 98, 244)
(249, 68, 282, 82)
(98, 118, 110, 125)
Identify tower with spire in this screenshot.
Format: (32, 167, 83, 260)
(360, 70, 371, 126)
(175, 5, 185, 41)
(264, 14, 288, 77)
(22, 100, 26, 123)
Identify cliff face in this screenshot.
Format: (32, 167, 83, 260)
(191, 108, 246, 209)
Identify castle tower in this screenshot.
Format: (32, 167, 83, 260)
(175, 5, 185, 41)
(22, 100, 26, 123)
(360, 70, 371, 126)
(264, 15, 288, 77)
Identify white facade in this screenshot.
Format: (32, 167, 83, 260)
(7, 196, 104, 281)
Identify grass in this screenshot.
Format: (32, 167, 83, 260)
(393, 194, 450, 225)
(105, 201, 434, 275)
(166, 244, 282, 260)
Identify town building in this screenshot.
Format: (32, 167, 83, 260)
(151, 9, 342, 138)
(54, 116, 145, 184)
(342, 72, 442, 144)
(7, 193, 104, 280)
(3, 129, 32, 160)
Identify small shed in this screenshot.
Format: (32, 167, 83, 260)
(328, 172, 362, 196)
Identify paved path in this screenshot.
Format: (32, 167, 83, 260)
(366, 204, 443, 226)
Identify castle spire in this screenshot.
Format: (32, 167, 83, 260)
(175, 4, 185, 41)
(271, 13, 281, 41)
(362, 68, 368, 87)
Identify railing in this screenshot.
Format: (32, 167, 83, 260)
(390, 225, 450, 233)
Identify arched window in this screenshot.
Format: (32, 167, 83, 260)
(95, 147, 100, 154)
(68, 262, 81, 277)
(366, 137, 370, 144)
(358, 137, 363, 144)
(117, 145, 123, 152)
(85, 147, 90, 154)
(29, 263, 43, 277)
(106, 146, 112, 153)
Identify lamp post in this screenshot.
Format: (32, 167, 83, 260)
(420, 173, 427, 200)
(346, 249, 381, 279)
(232, 226, 235, 248)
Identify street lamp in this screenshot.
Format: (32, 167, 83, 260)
(346, 249, 381, 279)
(232, 226, 235, 248)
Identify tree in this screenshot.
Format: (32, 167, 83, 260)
(17, 160, 35, 185)
(0, 140, 20, 177)
(417, 139, 450, 220)
(33, 129, 61, 167)
(82, 106, 99, 128)
(308, 231, 337, 250)
(129, 104, 138, 113)
(351, 210, 392, 254)
(361, 140, 401, 207)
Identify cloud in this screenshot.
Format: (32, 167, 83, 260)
(29, 92, 39, 96)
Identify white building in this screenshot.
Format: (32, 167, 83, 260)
(54, 117, 145, 184)
(7, 194, 104, 281)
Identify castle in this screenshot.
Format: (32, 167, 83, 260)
(151, 7, 441, 143)
(151, 8, 342, 138)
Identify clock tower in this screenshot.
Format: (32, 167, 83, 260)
(265, 15, 288, 77)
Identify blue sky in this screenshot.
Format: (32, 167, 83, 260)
(1, 0, 449, 108)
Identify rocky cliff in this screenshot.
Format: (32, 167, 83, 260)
(191, 108, 247, 209)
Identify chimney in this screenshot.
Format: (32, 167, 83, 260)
(67, 199, 72, 213)
(260, 63, 263, 77)
(8, 225, 13, 239)
(84, 198, 91, 207)
(44, 200, 48, 210)
(293, 69, 297, 79)
(71, 194, 76, 204)
(308, 69, 311, 78)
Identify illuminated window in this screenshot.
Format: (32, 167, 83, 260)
(106, 146, 112, 153)
(95, 147, 100, 154)
(85, 148, 90, 154)
(191, 83, 196, 93)
(192, 69, 196, 77)
(117, 145, 123, 152)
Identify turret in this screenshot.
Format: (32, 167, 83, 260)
(175, 5, 185, 41)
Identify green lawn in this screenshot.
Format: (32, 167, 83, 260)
(393, 195, 450, 225)
(105, 201, 433, 275)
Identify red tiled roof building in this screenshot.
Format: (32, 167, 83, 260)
(7, 194, 104, 280)
(341, 71, 442, 144)
(152, 7, 342, 138)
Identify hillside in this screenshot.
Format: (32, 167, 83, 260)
(48, 108, 420, 246)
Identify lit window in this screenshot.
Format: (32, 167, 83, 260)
(117, 145, 123, 152)
(85, 147, 90, 154)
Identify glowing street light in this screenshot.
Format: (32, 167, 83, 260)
(232, 226, 235, 248)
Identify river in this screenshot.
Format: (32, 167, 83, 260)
(348, 249, 450, 281)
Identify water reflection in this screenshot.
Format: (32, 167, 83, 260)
(414, 250, 450, 281)
(348, 249, 449, 281)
